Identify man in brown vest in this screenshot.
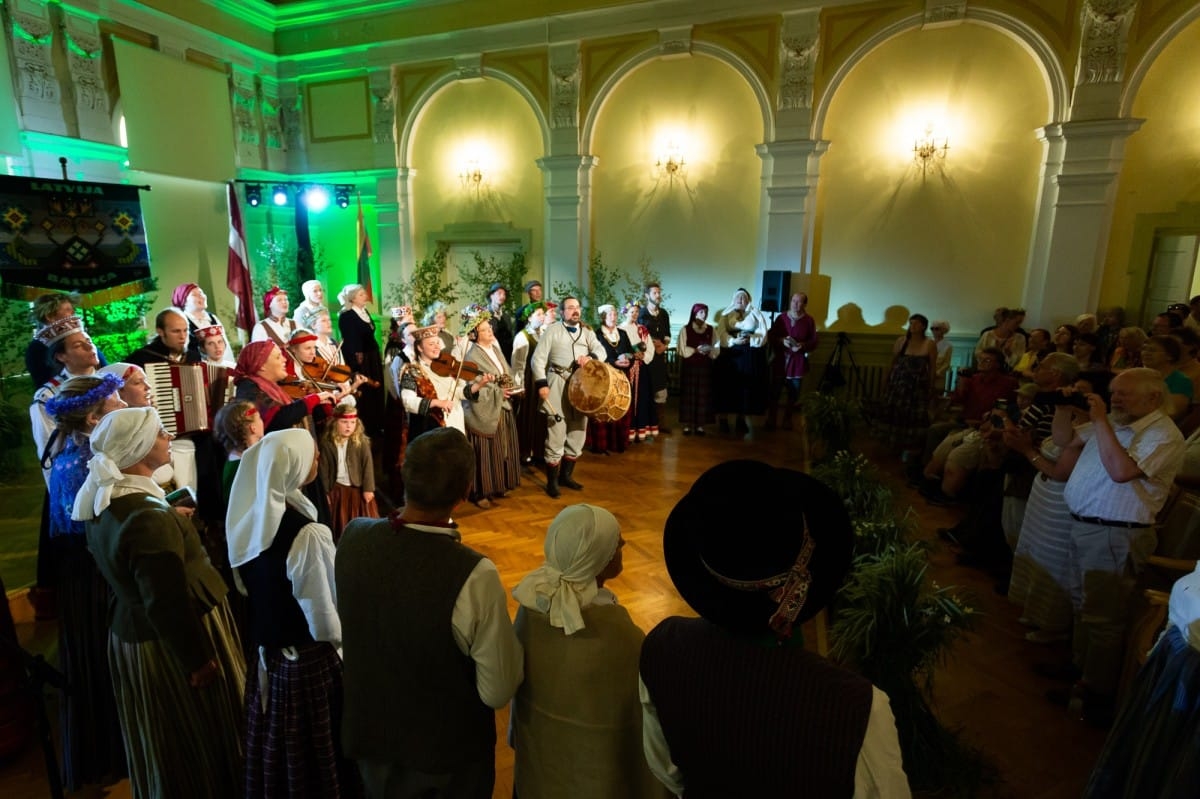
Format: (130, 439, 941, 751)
(640, 460, 911, 797)
(337, 428, 523, 798)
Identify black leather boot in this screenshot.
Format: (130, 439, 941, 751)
(544, 463, 561, 498)
(559, 458, 584, 490)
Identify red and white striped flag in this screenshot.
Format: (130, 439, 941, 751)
(226, 183, 257, 337)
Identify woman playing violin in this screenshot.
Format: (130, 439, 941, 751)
(399, 324, 493, 438)
(287, 328, 368, 396)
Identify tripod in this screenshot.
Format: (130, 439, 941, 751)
(818, 331, 867, 396)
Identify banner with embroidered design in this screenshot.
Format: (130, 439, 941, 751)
(0, 175, 153, 304)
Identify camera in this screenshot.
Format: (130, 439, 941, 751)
(1033, 390, 1089, 410)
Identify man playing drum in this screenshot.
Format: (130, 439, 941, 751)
(531, 296, 606, 498)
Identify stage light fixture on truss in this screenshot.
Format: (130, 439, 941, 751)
(245, 183, 262, 207)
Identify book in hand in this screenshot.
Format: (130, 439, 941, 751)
(164, 486, 197, 509)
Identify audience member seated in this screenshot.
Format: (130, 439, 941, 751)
(1014, 328, 1052, 380)
(510, 504, 666, 799)
(1186, 295, 1200, 333)
(1052, 324, 1079, 354)
(639, 460, 910, 798)
(1139, 335, 1193, 423)
(1151, 312, 1182, 337)
(919, 348, 1018, 503)
(975, 308, 1026, 371)
(1108, 326, 1146, 373)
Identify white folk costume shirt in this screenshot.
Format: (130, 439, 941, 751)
(510, 329, 539, 390)
(530, 322, 607, 386)
(1062, 409, 1185, 524)
(226, 430, 340, 647)
(406, 521, 524, 707)
(400, 362, 469, 433)
(715, 306, 768, 349)
(620, 321, 656, 365)
(251, 316, 297, 345)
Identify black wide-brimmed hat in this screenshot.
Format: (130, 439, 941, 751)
(663, 460, 853, 638)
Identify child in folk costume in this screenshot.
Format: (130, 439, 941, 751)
(213, 400, 265, 505)
(318, 400, 378, 541)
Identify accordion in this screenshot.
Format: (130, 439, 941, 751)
(144, 362, 234, 436)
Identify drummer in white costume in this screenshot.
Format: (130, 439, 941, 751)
(531, 296, 606, 498)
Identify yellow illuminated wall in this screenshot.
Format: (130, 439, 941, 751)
(1103, 16, 1200, 313)
(409, 78, 545, 282)
(816, 23, 1047, 333)
(589, 54, 762, 309)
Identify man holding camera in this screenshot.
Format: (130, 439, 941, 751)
(1045, 368, 1185, 725)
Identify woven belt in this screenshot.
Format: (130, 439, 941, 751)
(1070, 513, 1149, 529)
(548, 364, 574, 377)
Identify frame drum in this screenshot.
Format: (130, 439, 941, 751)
(567, 359, 632, 422)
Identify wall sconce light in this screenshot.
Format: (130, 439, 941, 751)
(653, 142, 687, 184)
(459, 159, 486, 194)
(913, 123, 949, 174)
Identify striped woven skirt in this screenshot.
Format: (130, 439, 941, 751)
(244, 641, 361, 798)
(1009, 475, 1075, 633)
(1084, 625, 1200, 798)
(469, 408, 522, 499)
(108, 599, 245, 799)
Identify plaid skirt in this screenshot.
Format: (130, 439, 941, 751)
(678, 358, 714, 426)
(109, 600, 245, 799)
(245, 641, 361, 799)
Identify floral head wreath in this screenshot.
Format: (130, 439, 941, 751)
(45, 373, 125, 420)
(460, 303, 493, 336)
(620, 301, 640, 320)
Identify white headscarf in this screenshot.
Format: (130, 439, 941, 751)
(71, 407, 162, 521)
(226, 429, 318, 568)
(512, 504, 620, 635)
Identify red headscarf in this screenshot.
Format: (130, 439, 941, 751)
(172, 282, 199, 309)
(262, 286, 286, 318)
(689, 303, 709, 325)
(233, 341, 293, 405)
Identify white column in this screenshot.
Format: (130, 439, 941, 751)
(754, 139, 829, 274)
(373, 172, 401, 294)
(536, 154, 595, 294)
(394, 166, 417, 280)
(1021, 118, 1142, 326)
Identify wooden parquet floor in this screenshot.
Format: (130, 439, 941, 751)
(2, 414, 1108, 798)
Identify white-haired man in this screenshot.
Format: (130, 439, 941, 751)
(1045, 368, 1185, 725)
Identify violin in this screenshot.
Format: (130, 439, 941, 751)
(301, 353, 381, 390)
(428, 352, 487, 381)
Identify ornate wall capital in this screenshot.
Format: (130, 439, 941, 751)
(779, 11, 819, 113)
(1078, 0, 1137, 85)
(549, 47, 580, 131)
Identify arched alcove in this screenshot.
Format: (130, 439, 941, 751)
(408, 77, 545, 284)
(815, 22, 1049, 333)
(589, 53, 764, 309)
